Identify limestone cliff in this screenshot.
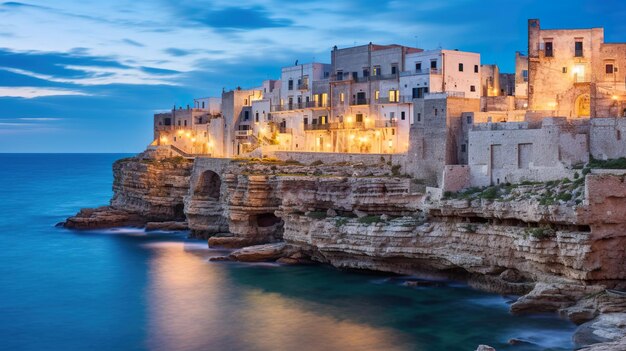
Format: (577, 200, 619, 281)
(65, 149, 193, 229)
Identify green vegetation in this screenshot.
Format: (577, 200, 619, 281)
(524, 226, 556, 240)
(358, 215, 383, 224)
(310, 160, 324, 166)
(480, 187, 498, 200)
(334, 218, 349, 227)
(306, 210, 327, 220)
(391, 164, 402, 176)
(587, 157, 626, 169)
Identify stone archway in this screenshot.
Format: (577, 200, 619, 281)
(575, 94, 591, 118)
(195, 170, 221, 200)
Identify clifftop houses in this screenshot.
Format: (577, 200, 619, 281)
(152, 19, 626, 191)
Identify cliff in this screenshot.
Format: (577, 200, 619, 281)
(65, 152, 626, 349)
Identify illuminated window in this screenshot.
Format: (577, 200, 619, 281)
(340, 93, 345, 103)
(389, 90, 399, 102)
(373, 66, 381, 76)
(375, 90, 380, 100)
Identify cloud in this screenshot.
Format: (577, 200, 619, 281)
(18, 117, 63, 121)
(163, 48, 196, 57)
(192, 6, 293, 29)
(122, 38, 145, 47)
(0, 87, 90, 98)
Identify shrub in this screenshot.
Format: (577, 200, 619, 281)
(588, 157, 626, 170)
(285, 159, 301, 165)
(525, 226, 556, 239)
(391, 164, 402, 176)
(306, 211, 327, 220)
(358, 215, 382, 224)
(310, 160, 324, 166)
(480, 187, 498, 200)
(556, 192, 572, 202)
(335, 218, 349, 227)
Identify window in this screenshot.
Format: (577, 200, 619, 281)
(177, 120, 181, 126)
(391, 65, 397, 75)
(474, 65, 479, 73)
(434, 109, 438, 116)
(390, 112, 395, 120)
(467, 115, 472, 124)
(352, 72, 358, 80)
(255, 112, 259, 122)
(461, 144, 466, 153)
(184, 120, 187, 126)
(389, 90, 399, 102)
(522, 70, 529, 82)
(320, 116, 327, 125)
(288, 79, 293, 90)
(430, 60, 437, 69)
(375, 90, 380, 100)
(470, 85, 476, 92)
(202, 102, 205, 108)
(356, 114, 363, 123)
(417, 113, 421, 122)
(337, 71, 343, 81)
(415, 62, 422, 72)
(562, 67, 567, 74)
(304, 117, 308, 125)
(244, 111, 249, 121)
(373, 66, 381, 76)
(363, 68, 369, 77)
(575, 41, 583, 57)
(545, 42, 553, 57)
(458, 63, 464, 72)
(340, 93, 345, 103)
(401, 111, 406, 120)
(606, 64, 615, 74)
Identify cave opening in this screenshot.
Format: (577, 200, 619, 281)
(196, 170, 221, 199)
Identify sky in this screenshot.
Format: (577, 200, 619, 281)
(0, 0, 624, 152)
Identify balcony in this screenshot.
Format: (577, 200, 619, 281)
(304, 123, 330, 131)
(374, 120, 398, 128)
(350, 98, 369, 106)
(279, 126, 292, 134)
(270, 100, 329, 112)
(235, 130, 252, 139)
(298, 82, 309, 90)
(369, 73, 399, 81)
(399, 68, 441, 76)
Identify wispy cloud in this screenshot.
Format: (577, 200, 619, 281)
(0, 87, 89, 98)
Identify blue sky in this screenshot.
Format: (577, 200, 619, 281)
(0, 0, 624, 152)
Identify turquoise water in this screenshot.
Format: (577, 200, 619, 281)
(0, 154, 576, 351)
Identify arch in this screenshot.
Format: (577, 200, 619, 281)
(195, 170, 221, 199)
(256, 213, 282, 228)
(622, 108, 626, 118)
(575, 94, 591, 118)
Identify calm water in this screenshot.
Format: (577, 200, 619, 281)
(0, 154, 576, 351)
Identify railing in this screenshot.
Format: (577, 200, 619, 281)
(279, 126, 293, 134)
(304, 124, 330, 131)
(374, 120, 398, 128)
(376, 97, 400, 104)
(298, 83, 309, 90)
(350, 98, 369, 106)
(270, 100, 329, 112)
(399, 68, 441, 76)
(235, 130, 252, 137)
(369, 73, 399, 81)
(574, 73, 591, 83)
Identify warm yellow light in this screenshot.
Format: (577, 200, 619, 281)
(325, 143, 331, 148)
(388, 140, 393, 148)
(346, 116, 353, 123)
(359, 136, 366, 143)
(160, 136, 168, 143)
(612, 95, 619, 101)
(177, 130, 184, 135)
(548, 102, 557, 108)
(208, 141, 214, 148)
(349, 134, 355, 140)
(375, 130, 381, 136)
(185, 132, 191, 138)
(259, 126, 266, 134)
(191, 137, 196, 142)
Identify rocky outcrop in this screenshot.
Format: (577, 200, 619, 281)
(65, 149, 194, 229)
(64, 206, 146, 229)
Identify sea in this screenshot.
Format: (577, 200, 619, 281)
(0, 154, 576, 351)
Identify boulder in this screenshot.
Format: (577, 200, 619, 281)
(475, 345, 496, 351)
(145, 221, 188, 231)
(229, 242, 286, 262)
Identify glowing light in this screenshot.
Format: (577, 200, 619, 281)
(346, 116, 353, 123)
(359, 136, 366, 143)
(548, 102, 557, 108)
(160, 136, 168, 143)
(375, 131, 381, 136)
(612, 95, 619, 101)
(177, 130, 184, 135)
(208, 141, 214, 148)
(185, 132, 191, 138)
(349, 134, 355, 140)
(388, 140, 393, 148)
(325, 143, 331, 148)
(191, 137, 196, 142)
(259, 126, 266, 134)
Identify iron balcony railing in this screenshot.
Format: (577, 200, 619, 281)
(270, 100, 329, 112)
(304, 124, 331, 131)
(399, 68, 442, 76)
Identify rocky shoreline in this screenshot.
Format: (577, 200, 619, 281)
(63, 150, 626, 350)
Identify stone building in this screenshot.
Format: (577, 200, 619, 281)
(527, 19, 626, 118)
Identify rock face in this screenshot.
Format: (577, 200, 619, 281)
(65, 149, 193, 229)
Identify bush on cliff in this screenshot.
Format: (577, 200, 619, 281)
(358, 215, 383, 224)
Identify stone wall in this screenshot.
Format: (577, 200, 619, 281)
(272, 151, 406, 167)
